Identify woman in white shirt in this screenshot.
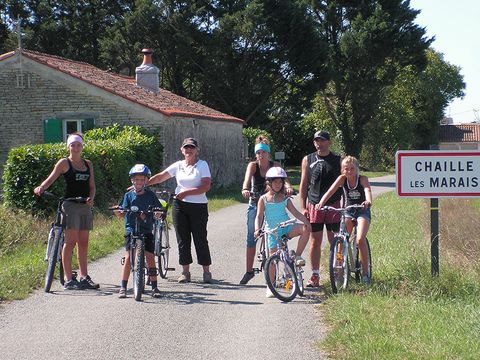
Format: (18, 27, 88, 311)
(148, 138, 213, 284)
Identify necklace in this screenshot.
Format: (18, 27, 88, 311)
(346, 175, 359, 190)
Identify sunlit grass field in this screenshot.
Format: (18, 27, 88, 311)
(319, 192, 480, 359)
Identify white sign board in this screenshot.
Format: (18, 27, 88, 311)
(396, 150, 480, 197)
(275, 151, 285, 160)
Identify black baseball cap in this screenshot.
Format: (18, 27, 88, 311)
(313, 130, 330, 141)
(182, 137, 199, 148)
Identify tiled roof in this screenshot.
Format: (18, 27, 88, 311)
(439, 124, 480, 142)
(1, 49, 243, 124)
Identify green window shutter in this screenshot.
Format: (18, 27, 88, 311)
(44, 118, 63, 143)
(82, 118, 95, 132)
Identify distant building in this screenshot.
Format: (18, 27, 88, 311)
(439, 124, 480, 150)
(0, 48, 246, 186)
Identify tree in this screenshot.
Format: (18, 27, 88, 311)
(308, 0, 432, 158)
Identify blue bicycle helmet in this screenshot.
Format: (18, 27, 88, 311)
(129, 164, 151, 178)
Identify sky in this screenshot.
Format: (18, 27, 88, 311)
(409, 0, 480, 124)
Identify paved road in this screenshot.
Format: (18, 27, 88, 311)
(0, 175, 395, 360)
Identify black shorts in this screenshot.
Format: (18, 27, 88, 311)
(125, 232, 154, 254)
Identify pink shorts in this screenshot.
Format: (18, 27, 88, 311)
(307, 200, 341, 224)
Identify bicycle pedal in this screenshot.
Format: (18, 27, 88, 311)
(252, 267, 261, 274)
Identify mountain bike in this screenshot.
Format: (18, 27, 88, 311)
(42, 191, 88, 293)
(259, 218, 304, 302)
(111, 205, 162, 301)
(323, 204, 372, 294)
(153, 190, 175, 278)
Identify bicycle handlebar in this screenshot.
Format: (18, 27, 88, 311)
(258, 218, 298, 237)
(42, 191, 88, 203)
(320, 204, 365, 213)
(109, 205, 163, 214)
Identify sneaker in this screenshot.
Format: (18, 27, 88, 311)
(79, 275, 100, 289)
(178, 272, 191, 283)
(239, 271, 255, 285)
(306, 273, 320, 288)
(203, 271, 213, 284)
(118, 287, 127, 298)
(151, 287, 162, 298)
(64, 276, 83, 290)
(266, 288, 275, 298)
(362, 275, 371, 285)
(295, 256, 306, 267)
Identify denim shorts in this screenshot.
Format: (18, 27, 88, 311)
(267, 224, 293, 250)
(345, 207, 371, 221)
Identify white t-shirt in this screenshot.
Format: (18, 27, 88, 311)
(166, 159, 211, 203)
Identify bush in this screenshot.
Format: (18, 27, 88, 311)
(2, 124, 163, 214)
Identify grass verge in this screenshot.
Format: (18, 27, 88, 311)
(319, 192, 480, 359)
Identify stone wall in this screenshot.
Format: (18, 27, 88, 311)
(0, 57, 245, 188)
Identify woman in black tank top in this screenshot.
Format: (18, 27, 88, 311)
(239, 136, 293, 284)
(34, 133, 98, 290)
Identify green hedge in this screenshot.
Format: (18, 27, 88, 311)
(2, 124, 163, 214)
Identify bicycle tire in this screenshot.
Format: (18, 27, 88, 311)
(296, 266, 305, 296)
(44, 227, 62, 292)
(329, 236, 349, 294)
(133, 240, 145, 301)
(156, 221, 170, 279)
(264, 254, 298, 302)
(354, 237, 372, 282)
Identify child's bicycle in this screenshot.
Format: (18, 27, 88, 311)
(255, 218, 305, 302)
(153, 190, 175, 278)
(42, 191, 88, 292)
(110, 204, 163, 301)
(322, 204, 372, 294)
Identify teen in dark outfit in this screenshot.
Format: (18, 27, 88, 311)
(299, 130, 342, 287)
(34, 133, 98, 290)
(317, 155, 372, 284)
(239, 136, 293, 285)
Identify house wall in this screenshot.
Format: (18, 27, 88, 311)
(0, 56, 245, 188)
(439, 142, 480, 150)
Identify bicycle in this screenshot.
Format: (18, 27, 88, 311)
(110, 204, 163, 301)
(322, 204, 372, 294)
(153, 190, 175, 278)
(257, 218, 305, 302)
(42, 191, 88, 293)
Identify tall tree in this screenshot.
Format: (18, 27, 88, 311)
(309, 0, 432, 158)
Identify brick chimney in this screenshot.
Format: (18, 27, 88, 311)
(135, 48, 159, 93)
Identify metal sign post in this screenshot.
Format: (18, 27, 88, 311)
(396, 150, 480, 277)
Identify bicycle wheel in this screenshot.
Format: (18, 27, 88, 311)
(58, 233, 65, 286)
(329, 236, 349, 294)
(264, 254, 298, 302)
(133, 240, 145, 301)
(296, 265, 305, 296)
(155, 221, 170, 278)
(44, 227, 62, 292)
(354, 237, 372, 282)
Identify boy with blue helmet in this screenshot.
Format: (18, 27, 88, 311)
(114, 164, 162, 298)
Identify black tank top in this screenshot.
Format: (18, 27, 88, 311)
(343, 176, 366, 206)
(306, 152, 341, 205)
(250, 160, 274, 202)
(63, 159, 91, 198)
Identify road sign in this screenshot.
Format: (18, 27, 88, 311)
(396, 150, 480, 197)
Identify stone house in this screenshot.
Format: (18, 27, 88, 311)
(439, 124, 480, 150)
(0, 48, 245, 187)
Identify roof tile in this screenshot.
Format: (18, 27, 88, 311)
(439, 124, 480, 142)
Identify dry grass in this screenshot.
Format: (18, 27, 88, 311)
(421, 199, 480, 277)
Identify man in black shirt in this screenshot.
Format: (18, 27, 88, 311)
(299, 130, 342, 287)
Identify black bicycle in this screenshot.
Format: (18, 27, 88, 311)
(153, 191, 175, 278)
(111, 205, 163, 301)
(42, 191, 87, 293)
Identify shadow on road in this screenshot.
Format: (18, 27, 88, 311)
(369, 181, 395, 188)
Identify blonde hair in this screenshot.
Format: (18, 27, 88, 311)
(341, 155, 359, 174)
